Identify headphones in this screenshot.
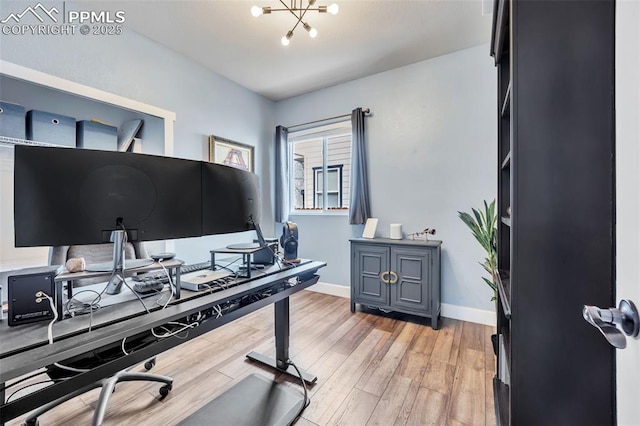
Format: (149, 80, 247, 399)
(280, 221, 298, 260)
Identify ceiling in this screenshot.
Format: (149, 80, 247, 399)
(115, 0, 493, 101)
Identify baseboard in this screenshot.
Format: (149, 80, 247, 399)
(441, 303, 496, 326)
(306, 282, 496, 326)
(306, 281, 350, 299)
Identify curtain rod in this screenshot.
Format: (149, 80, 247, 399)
(287, 108, 371, 130)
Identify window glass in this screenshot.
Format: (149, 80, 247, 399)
(289, 122, 351, 213)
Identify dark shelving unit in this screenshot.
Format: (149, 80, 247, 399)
(500, 151, 511, 169)
(500, 82, 511, 117)
(490, 1, 615, 425)
(496, 270, 511, 319)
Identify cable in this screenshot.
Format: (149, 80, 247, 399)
(151, 321, 199, 339)
(64, 289, 102, 317)
(121, 276, 151, 314)
(0, 369, 48, 392)
(52, 362, 89, 373)
(6, 379, 66, 403)
(37, 292, 58, 345)
(157, 260, 175, 309)
(41, 291, 94, 373)
(287, 358, 310, 423)
(215, 257, 243, 276)
(121, 336, 130, 356)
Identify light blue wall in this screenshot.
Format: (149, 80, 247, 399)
(275, 45, 497, 311)
(0, 27, 276, 265)
(1, 26, 497, 310)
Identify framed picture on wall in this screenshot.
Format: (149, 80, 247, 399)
(209, 135, 254, 172)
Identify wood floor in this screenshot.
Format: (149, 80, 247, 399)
(9, 291, 496, 426)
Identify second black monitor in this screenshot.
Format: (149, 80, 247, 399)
(201, 162, 261, 237)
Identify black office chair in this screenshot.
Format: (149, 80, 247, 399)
(22, 243, 173, 426)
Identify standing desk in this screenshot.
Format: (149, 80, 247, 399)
(0, 260, 326, 424)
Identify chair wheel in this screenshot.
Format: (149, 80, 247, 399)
(159, 384, 172, 397)
(23, 419, 39, 426)
(144, 360, 156, 370)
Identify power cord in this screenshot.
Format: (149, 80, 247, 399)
(286, 358, 310, 423)
(33, 292, 94, 376)
(151, 320, 199, 339)
(5, 379, 66, 403)
(37, 292, 58, 345)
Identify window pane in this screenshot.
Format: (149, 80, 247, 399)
(328, 193, 339, 208)
(327, 136, 351, 209)
(292, 138, 322, 210)
(327, 168, 339, 191)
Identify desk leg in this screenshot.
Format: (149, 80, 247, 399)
(246, 296, 317, 384)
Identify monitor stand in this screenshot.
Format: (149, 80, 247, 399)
(226, 242, 261, 250)
(83, 230, 153, 295)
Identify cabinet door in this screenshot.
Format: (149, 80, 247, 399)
(390, 247, 431, 313)
(352, 244, 389, 306)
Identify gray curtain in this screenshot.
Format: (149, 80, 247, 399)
(275, 125, 289, 223)
(349, 108, 371, 224)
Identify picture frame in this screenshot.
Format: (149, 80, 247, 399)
(209, 135, 254, 172)
(362, 218, 379, 239)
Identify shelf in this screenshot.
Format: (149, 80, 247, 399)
(497, 269, 511, 319)
(501, 217, 511, 227)
(493, 376, 510, 426)
(501, 81, 512, 117)
(0, 135, 66, 148)
(501, 151, 511, 169)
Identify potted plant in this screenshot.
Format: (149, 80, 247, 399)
(458, 200, 498, 354)
(458, 199, 498, 301)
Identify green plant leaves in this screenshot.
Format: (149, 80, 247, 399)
(458, 199, 498, 302)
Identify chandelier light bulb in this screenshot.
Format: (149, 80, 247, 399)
(252, 2, 338, 44)
(251, 6, 263, 17)
(303, 22, 318, 38)
(281, 31, 293, 46)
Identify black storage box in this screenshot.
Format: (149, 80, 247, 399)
(7, 266, 63, 326)
(26, 110, 76, 146)
(0, 101, 26, 139)
(77, 120, 117, 150)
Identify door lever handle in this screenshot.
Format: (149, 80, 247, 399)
(583, 300, 640, 349)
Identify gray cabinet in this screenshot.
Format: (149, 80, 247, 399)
(350, 238, 441, 329)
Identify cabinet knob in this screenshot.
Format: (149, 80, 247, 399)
(583, 299, 639, 349)
(380, 271, 390, 284)
(388, 271, 399, 284)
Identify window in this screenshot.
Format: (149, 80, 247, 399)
(313, 165, 343, 208)
(289, 121, 351, 213)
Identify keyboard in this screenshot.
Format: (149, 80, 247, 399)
(181, 261, 211, 274)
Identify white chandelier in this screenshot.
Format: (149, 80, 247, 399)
(251, 0, 339, 46)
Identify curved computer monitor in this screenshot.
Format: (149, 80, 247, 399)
(201, 162, 262, 247)
(14, 145, 203, 247)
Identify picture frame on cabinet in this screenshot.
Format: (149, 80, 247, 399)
(362, 218, 378, 238)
